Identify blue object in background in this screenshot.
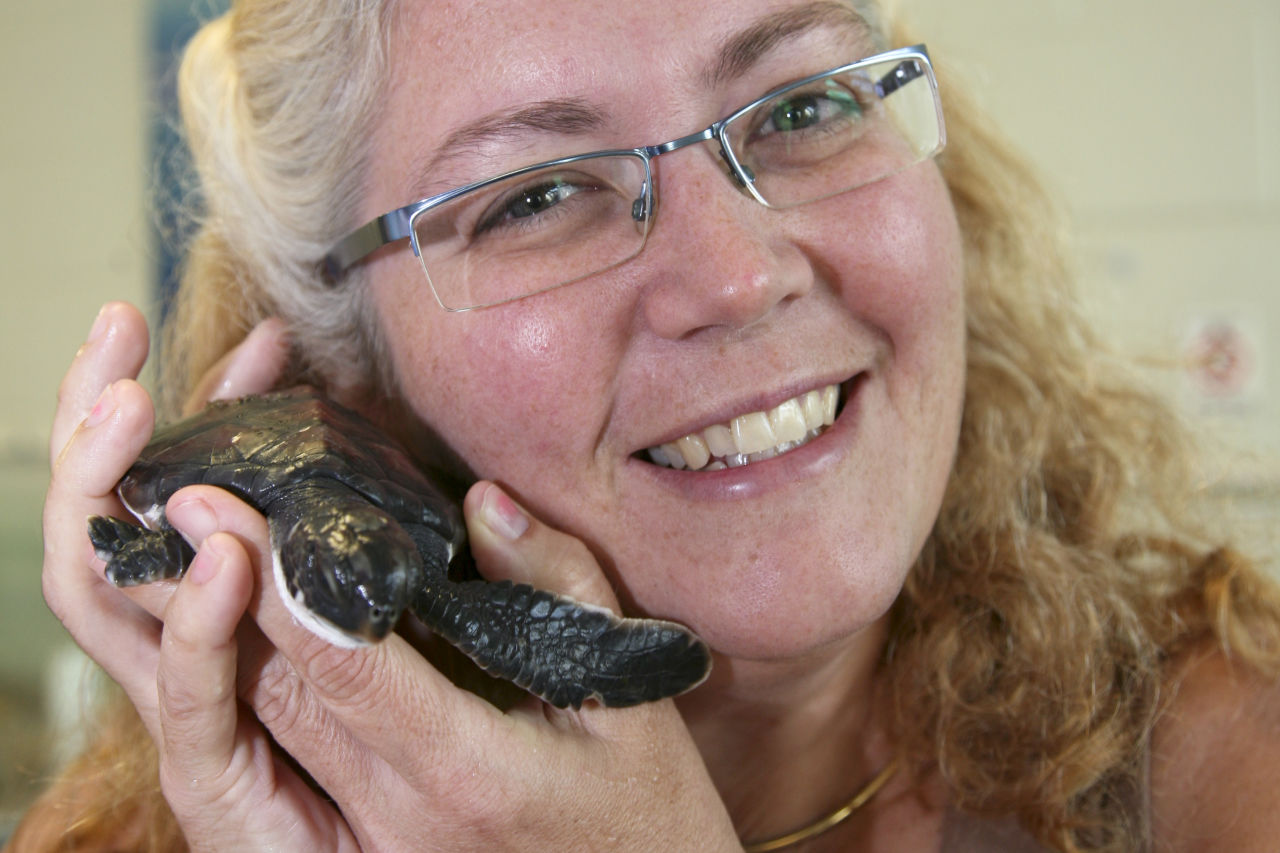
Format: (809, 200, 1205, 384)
(147, 0, 230, 319)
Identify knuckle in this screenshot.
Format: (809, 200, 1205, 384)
(45, 440, 78, 492)
(161, 613, 217, 661)
(54, 359, 88, 414)
(545, 534, 594, 582)
(156, 662, 231, 722)
(245, 654, 310, 736)
(299, 641, 387, 713)
(156, 758, 238, 823)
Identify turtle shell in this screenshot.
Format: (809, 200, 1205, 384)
(101, 387, 461, 647)
(90, 386, 711, 708)
(118, 387, 460, 547)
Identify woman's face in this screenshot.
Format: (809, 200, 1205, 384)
(362, 0, 966, 660)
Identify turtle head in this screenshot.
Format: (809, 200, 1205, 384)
(272, 503, 422, 647)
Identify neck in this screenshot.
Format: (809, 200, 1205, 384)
(677, 616, 897, 844)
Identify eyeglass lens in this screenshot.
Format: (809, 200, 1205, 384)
(413, 154, 650, 310)
(414, 53, 939, 310)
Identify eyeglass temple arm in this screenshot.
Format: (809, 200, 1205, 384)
(875, 55, 927, 99)
(323, 208, 414, 281)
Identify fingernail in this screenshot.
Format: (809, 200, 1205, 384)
(84, 383, 116, 428)
(482, 485, 529, 540)
(166, 496, 218, 543)
(86, 304, 112, 344)
(186, 538, 224, 586)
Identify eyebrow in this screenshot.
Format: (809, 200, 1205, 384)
(406, 98, 607, 197)
(442, 97, 604, 154)
(706, 1, 873, 88)
(406, 1, 872, 197)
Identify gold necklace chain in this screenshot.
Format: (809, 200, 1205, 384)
(741, 756, 901, 853)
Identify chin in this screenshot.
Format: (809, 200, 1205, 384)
(617, 533, 914, 664)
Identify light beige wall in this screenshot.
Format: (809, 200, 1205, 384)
(899, 0, 1280, 555)
(0, 3, 150, 798)
(2, 3, 150, 451)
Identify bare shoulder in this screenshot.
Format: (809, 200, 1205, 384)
(1150, 645, 1280, 851)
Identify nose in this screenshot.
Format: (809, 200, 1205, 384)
(635, 152, 814, 340)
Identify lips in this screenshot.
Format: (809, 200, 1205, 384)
(643, 384, 840, 471)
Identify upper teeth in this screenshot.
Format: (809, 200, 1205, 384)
(646, 385, 838, 471)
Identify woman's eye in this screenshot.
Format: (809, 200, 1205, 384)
(769, 95, 823, 132)
(760, 86, 863, 136)
(482, 179, 580, 231)
(459, 165, 631, 248)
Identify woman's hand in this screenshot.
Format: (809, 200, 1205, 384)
(43, 303, 740, 851)
(240, 479, 741, 850)
(154, 475, 740, 851)
(40, 303, 356, 849)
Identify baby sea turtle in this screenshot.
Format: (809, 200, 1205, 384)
(88, 387, 711, 708)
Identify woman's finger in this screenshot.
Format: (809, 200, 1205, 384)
(154, 532, 254, 795)
(42, 377, 167, 702)
(49, 302, 149, 465)
(152, 532, 364, 850)
(163, 483, 457, 771)
(464, 480, 623, 611)
(49, 378, 153, 503)
(182, 317, 290, 416)
(44, 375, 154, 600)
(162, 485, 286, 685)
(192, 495, 489, 802)
(42, 305, 170, 729)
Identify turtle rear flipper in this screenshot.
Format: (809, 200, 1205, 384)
(88, 515, 194, 586)
(414, 579, 712, 709)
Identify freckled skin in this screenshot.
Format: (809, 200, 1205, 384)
(363, 0, 966, 667)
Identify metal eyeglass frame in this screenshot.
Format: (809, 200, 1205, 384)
(322, 44, 942, 310)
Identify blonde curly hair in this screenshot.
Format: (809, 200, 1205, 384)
(888, 42, 1280, 851)
(13, 2, 1279, 851)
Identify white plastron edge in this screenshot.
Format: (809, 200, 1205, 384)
(271, 543, 372, 650)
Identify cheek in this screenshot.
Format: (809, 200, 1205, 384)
(825, 168, 966, 509)
(817, 174, 967, 431)
(838, 169, 964, 341)
(373, 276, 611, 472)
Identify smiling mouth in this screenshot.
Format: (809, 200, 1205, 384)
(641, 384, 842, 472)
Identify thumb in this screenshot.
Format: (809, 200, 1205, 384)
(464, 481, 621, 612)
(464, 482, 712, 710)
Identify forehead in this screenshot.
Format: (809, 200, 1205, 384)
(368, 0, 880, 208)
(392, 0, 877, 78)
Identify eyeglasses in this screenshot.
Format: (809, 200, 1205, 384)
(324, 44, 944, 312)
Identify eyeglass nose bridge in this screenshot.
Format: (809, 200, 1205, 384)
(647, 127, 717, 157)
(632, 125, 759, 224)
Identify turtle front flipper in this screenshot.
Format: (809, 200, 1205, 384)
(88, 515, 195, 586)
(413, 579, 712, 709)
